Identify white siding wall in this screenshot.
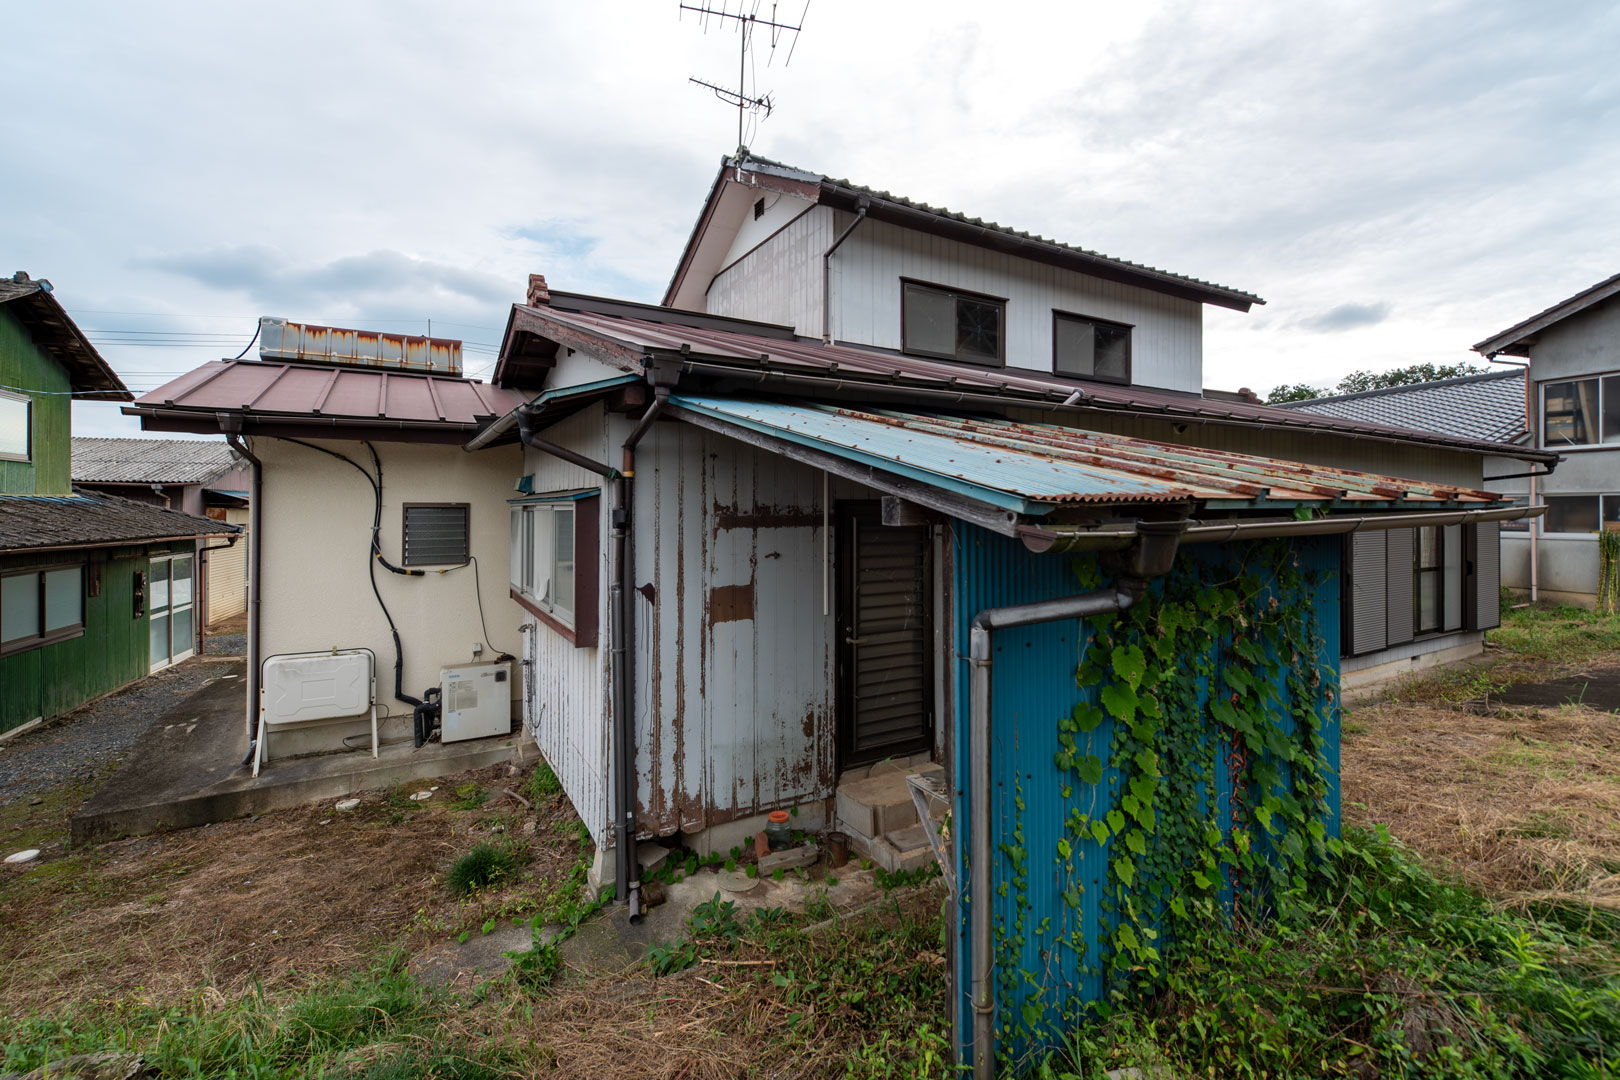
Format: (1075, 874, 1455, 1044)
(720, 194, 818, 267)
(706, 205, 833, 334)
(518, 404, 616, 846)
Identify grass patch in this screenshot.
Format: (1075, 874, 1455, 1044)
(448, 782, 487, 811)
(445, 842, 521, 896)
(1391, 604, 1620, 707)
(527, 761, 561, 799)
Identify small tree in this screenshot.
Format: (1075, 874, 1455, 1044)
(1267, 383, 1321, 403)
(1333, 362, 1486, 395)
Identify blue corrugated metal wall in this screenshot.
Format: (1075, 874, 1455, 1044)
(950, 526, 1341, 1070)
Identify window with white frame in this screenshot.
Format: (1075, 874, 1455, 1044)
(0, 389, 30, 462)
(1541, 375, 1620, 448)
(1, 564, 84, 655)
(510, 501, 579, 626)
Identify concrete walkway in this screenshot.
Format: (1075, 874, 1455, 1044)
(71, 663, 526, 845)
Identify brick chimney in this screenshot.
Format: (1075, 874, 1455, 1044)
(526, 274, 551, 308)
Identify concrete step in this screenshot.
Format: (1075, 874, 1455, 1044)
(834, 762, 944, 838)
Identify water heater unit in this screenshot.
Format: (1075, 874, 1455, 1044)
(440, 662, 511, 742)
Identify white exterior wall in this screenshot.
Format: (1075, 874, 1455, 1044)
(254, 436, 524, 750)
(706, 205, 833, 334)
(517, 404, 616, 846)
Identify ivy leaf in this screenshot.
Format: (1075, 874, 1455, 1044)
(1107, 809, 1126, 835)
(1056, 838, 1072, 860)
(1100, 683, 1138, 722)
(1076, 754, 1104, 786)
(1169, 896, 1187, 920)
(1090, 819, 1110, 846)
(1071, 702, 1105, 733)
(1109, 644, 1147, 690)
(1192, 871, 1212, 891)
(1125, 830, 1147, 856)
(1254, 803, 1275, 833)
(1115, 858, 1135, 888)
(1063, 886, 1083, 910)
(1133, 749, 1159, 778)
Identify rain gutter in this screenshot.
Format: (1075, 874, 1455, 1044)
(963, 520, 1187, 1079)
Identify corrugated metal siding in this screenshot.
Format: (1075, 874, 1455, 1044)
(1474, 522, 1501, 629)
(950, 528, 1342, 1064)
(831, 214, 1205, 392)
(203, 515, 248, 624)
(519, 405, 613, 846)
(1, 546, 151, 732)
(706, 205, 833, 335)
(1350, 533, 1388, 656)
(1385, 528, 1415, 646)
(0, 307, 72, 496)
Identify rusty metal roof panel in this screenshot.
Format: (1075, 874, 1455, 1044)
(258, 317, 462, 375)
(669, 396, 1509, 516)
(131, 360, 526, 427)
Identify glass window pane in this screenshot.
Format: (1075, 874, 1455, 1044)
(150, 559, 170, 612)
(1605, 376, 1620, 444)
(1543, 379, 1596, 446)
(522, 509, 536, 592)
(0, 394, 28, 460)
(955, 297, 1002, 364)
(1604, 495, 1620, 531)
(1094, 323, 1130, 381)
(172, 605, 193, 657)
(903, 284, 956, 356)
(510, 509, 523, 589)
(171, 556, 193, 606)
(554, 509, 575, 616)
(44, 568, 82, 631)
(1418, 573, 1440, 632)
(150, 612, 171, 664)
(1545, 496, 1600, 533)
(533, 508, 555, 607)
(2, 573, 40, 644)
(1418, 526, 1441, 568)
(1054, 316, 1096, 377)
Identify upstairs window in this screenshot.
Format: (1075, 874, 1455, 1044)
(0, 390, 29, 462)
(1542, 375, 1620, 448)
(1054, 311, 1132, 384)
(901, 281, 1005, 367)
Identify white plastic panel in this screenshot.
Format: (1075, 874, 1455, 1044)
(261, 650, 373, 727)
(440, 662, 511, 742)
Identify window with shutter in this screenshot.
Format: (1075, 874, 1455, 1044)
(1385, 528, 1415, 646)
(1468, 522, 1501, 631)
(1347, 532, 1388, 656)
(402, 505, 470, 566)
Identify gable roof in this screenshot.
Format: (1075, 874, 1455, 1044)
(663, 153, 1264, 314)
(1472, 271, 1620, 358)
(493, 297, 1555, 463)
(0, 489, 238, 554)
(1276, 369, 1527, 446)
(72, 437, 243, 485)
(124, 359, 528, 444)
(0, 274, 130, 399)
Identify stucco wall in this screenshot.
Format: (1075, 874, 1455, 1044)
(253, 436, 525, 743)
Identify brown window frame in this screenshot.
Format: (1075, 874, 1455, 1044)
(1052, 309, 1133, 385)
(899, 278, 1008, 368)
(0, 562, 86, 657)
(508, 494, 600, 648)
(1413, 525, 1443, 635)
(401, 502, 471, 567)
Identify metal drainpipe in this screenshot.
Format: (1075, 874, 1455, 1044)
(222, 427, 262, 748)
(822, 197, 870, 343)
(615, 381, 672, 924)
(964, 521, 1185, 1080)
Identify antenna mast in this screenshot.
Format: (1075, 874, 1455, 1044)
(680, 1, 809, 151)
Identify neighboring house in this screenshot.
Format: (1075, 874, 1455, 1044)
(1474, 272, 1620, 606)
(72, 437, 253, 625)
(1279, 369, 1539, 674)
(0, 272, 237, 736)
(125, 319, 531, 756)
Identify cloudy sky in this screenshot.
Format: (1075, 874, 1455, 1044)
(4, 0, 1617, 438)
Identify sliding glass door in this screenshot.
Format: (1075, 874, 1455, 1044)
(149, 552, 195, 671)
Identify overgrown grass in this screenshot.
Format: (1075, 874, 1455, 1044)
(1029, 825, 1620, 1080)
(1489, 603, 1620, 663)
(527, 761, 561, 799)
(445, 842, 521, 896)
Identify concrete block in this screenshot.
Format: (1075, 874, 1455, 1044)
(835, 789, 877, 837)
(758, 843, 820, 875)
(887, 823, 930, 853)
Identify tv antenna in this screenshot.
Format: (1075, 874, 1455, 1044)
(680, 1, 809, 151)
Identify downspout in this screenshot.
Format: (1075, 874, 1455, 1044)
(964, 521, 1186, 1080)
(822, 197, 870, 344)
(614, 377, 673, 924)
(222, 423, 262, 750)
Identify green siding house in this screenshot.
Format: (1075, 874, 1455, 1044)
(0, 272, 238, 735)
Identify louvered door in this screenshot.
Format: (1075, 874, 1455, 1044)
(837, 504, 934, 767)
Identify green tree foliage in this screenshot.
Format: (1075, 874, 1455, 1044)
(1267, 362, 1488, 404)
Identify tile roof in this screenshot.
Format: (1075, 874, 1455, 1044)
(0, 489, 239, 553)
(0, 274, 130, 398)
(1277, 370, 1528, 446)
(504, 301, 1556, 462)
(72, 437, 243, 485)
(669, 396, 1509, 517)
(125, 359, 529, 440)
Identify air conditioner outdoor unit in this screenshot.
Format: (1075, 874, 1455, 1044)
(440, 662, 511, 743)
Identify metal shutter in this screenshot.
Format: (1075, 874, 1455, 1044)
(1443, 524, 1464, 632)
(1385, 528, 1415, 646)
(403, 505, 469, 566)
(1349, 532, 1388, 656)
(1471, 522, 1501, 630)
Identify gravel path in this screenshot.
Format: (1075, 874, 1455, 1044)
(0, 656, 244, 801)
(205, 631, 246, 656)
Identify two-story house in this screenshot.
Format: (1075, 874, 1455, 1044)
(1473, 272, 1620, 607)
(0, 272, 237, 738)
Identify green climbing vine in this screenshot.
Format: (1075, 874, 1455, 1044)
(994, 538, 1337, 1058)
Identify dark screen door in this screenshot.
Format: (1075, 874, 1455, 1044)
(837, 503, 934, 768)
